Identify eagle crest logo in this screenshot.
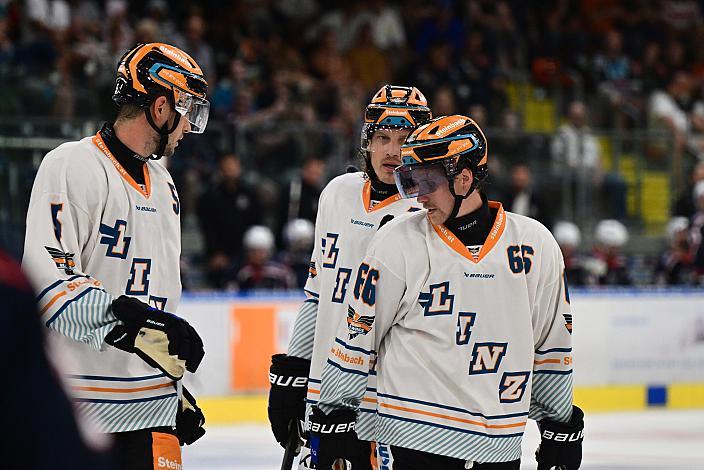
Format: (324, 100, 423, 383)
(45, 246, 76, 274)
(347, 305, 374, 340)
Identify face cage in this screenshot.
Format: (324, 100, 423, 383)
(394, 161, 452, 199)
(175, 91, 210, 134)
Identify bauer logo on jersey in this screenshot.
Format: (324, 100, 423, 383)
(44, 246, 76, 274)
(563, 313, 573, 334)
(347, 305, 374, 339)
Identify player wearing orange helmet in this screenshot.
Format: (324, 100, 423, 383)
(267, 85, 432, 470)
(312, 115, 583, 469)
(22, 43, 209, 469)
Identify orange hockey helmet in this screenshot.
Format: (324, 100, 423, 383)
(360, 85, 432, 181)
(113, 43, 209, 150)
(395, 114, 488, 206)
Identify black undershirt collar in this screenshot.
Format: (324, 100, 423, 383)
(369, 178, 399, 202)
(99, 122, 147, 185)
(444, 193, 493, 247)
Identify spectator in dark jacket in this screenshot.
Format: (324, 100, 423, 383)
(502, 163, 553, 229)
(276, 156, 326, 245)
(673, 161, 704, 219)
(198, 154, 262, 289)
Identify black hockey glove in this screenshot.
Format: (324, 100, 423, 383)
(176, 386, 206, 445)
(268, 354, 311, 447)
(307, 407, 362, 470)
(536, 405, 584, 470)
(105, 296, 205, 380)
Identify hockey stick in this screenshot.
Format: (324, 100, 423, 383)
(281, 419, 303, 470)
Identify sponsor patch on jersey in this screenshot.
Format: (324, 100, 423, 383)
(350, 218, 375, 229)
(463, 272, 495, 279)
(45, 246, 76, 274)
(135, 204, 157, 213)
(308, 261, 317, 278)
(347, 305, 374, 340)
(563, 313, 573, 334)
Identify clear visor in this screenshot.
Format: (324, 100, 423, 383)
(175, 92, 210, 134)
(394, 162, 448, 199)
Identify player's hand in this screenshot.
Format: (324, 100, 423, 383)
(267, 354, 310, 446)
(176, 386, 206, 445)
(105, 295, 205, 380)
(535, 405, 584, 470)
(306, 407, 359, 470)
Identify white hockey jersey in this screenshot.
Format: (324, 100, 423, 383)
(318, 202, 574, 463)
(287, 172, 422, 436)
(22, 132, 183, 433)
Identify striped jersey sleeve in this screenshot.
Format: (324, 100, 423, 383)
(318, 253, 405, 413)
(529, 247, 573, 423)
(287, 189, 325, 360)
(22, 158, 117, 350)
(287, 297, 319, 360)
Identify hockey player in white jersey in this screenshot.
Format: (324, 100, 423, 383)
(22, 43, 209, 469)
(267, 85, 432, 469)
(309, 115, 584, 469)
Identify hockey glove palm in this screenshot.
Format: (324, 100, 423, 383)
(176, 386, 206, 445)
(307, 407, 359, 470)
(267, 354, 311, 447)
(536, 405, 584, 470)
(105, 296, 205, 380)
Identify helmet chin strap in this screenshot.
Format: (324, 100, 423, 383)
(446, 176, 476, 222)
(144, 105, 181, 160)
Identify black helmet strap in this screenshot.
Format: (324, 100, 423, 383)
(144, 102, 181, 160)
(445, 160, 479, 222)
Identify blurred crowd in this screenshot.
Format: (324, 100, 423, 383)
(5, 0, 704, 288)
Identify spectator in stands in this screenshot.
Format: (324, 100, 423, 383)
(654, 216, 694, 285)
(368, 0, 406, 51)
(276, 156, 326, 243)
(593, 30, 637, 125)
(649, 70, 703, 160)
(414, 2, 464, 54)
(236, 226, 296, 291)
(635, 41, 668, 96)
(279, 218, 316, 288)
(174, 14, 216, 86)
(502, 163, 553, 229)
(347, 21, 389, 91)
(585, 219, 633, 286)
(432, 86, 459, 116)
(553, 221, 588, 286)
(689, 181, 704, 252)
(673, 161, 704, 218)
(197, 153, 262, 289)
(551, 100, 627, 220)
(453, 30, 498, 113)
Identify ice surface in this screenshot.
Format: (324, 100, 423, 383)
(183, 410, 704, 469)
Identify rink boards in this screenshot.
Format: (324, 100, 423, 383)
(176, 289, 704, 423)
